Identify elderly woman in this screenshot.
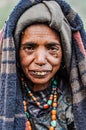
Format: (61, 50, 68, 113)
(0, 0, 86, 130)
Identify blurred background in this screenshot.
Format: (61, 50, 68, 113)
(0, 0, 86, 29)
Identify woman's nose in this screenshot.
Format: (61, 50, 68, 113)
(34, 48, 47, 66)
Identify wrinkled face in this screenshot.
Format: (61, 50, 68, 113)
(20, 24, 62, 85)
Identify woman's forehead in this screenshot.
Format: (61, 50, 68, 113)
(21, 24, 61, 45)
(22, 24, 60, 39)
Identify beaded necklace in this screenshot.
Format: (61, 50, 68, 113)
(21, 78, 58, 130)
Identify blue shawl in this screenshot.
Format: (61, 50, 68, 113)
(0, 0, 86, 130)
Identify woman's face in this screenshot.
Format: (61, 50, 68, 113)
(20, 24, 62, 85)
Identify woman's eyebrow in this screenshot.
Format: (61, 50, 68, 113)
(21, 42, 37, 47)
(46, 42, 61, 46)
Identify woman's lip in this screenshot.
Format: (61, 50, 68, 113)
(29, 70, 51, 72)
(29, 70, 51, 77)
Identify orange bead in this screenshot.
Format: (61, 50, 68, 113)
(49, 126, 55, 130)
(28, 126, 32, 130)
(43, 104, 49, 109)
(52, 102, 57, 107)
(51, 110, 57, 115)
(25, 121, 32, 130)
(26, 121, 31, 126)
(29, 93, 33, 96)
(23, 101, 27, 106)
(25, 126, 32, 130)
(51, 115, 57, 120)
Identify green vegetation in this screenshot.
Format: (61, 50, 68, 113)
(0, 0, 18, 29)
(0, 0, 86, 29)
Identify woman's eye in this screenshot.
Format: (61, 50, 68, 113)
(48, 46, 60, 51)
(21, 45, 35, 54)
(24, 46, 34, 50)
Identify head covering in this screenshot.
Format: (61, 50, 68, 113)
(0, 0, 86, 130)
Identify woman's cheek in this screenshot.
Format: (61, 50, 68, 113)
(20, 54, 27, 67)
(48, 55, 62, 66)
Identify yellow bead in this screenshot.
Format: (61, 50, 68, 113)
(33, 97, 37, 101)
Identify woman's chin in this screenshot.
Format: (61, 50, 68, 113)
(27, 72, 52, 85)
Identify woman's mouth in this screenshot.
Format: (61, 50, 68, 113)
(29, 71, 51, 77)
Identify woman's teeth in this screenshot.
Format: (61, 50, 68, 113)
(33, 71, 47, 76)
